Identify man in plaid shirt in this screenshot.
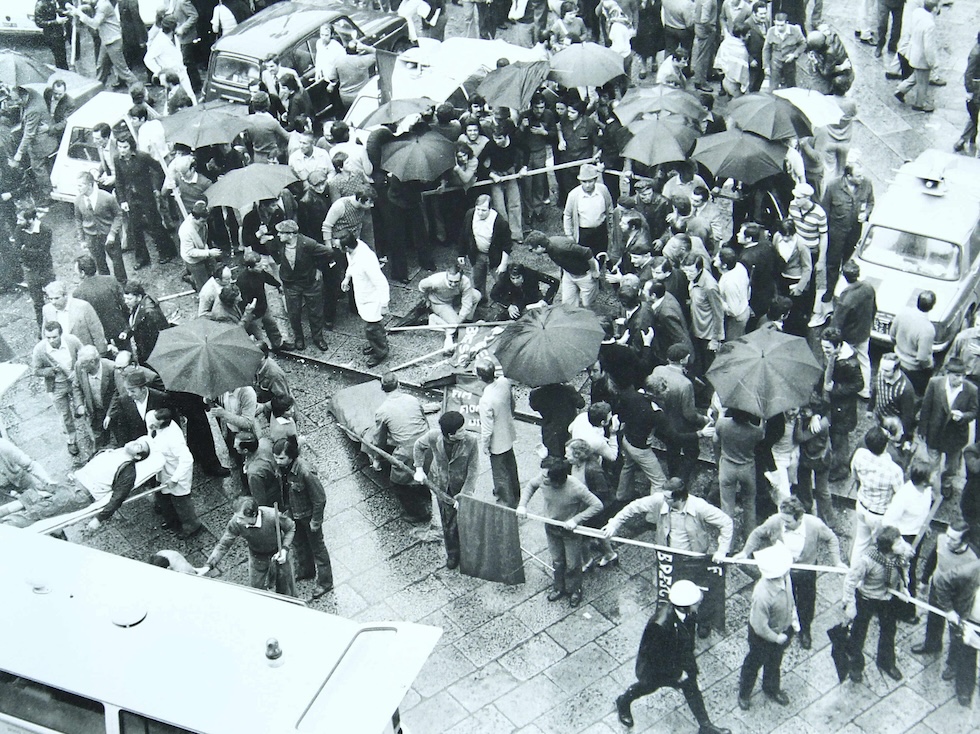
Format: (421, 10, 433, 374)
(849, 426, 904, 565)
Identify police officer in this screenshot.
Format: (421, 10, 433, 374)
(614, 579, 732, 732)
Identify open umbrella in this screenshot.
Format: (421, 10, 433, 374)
(622, 118, 699, 167)
(773, 87, 845, 128)
(726, 92, 812, 140)
(0, 50, 50, 87)
(493, 305, 604, 387)
(203, 164, 299, 210)
(147, 319, 264, 397)
(477, 60, 551, 111)
(705, 328, 822, 418)
(692, 129, 787, 185)
(159, 101, 249, 149)
(360, 97, 435, 128)
(615, 85, 706, 126)
(381, 130, 455, 182)
(549, 43, 624, 88)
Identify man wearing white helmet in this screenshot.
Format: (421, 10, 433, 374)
(614, 579, 731, 733)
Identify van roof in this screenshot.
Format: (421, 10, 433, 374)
(0, 526, 440, 734)
(868, 150, 980, 244)
(212, 0, 363, 59)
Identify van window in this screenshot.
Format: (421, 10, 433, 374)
(119, 710, 196, 734)
(212, 54, 260, 87)
(0, 671, 105, 734)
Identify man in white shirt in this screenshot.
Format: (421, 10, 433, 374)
(179, 201, 223, 291)
(568, 402, 619, 464)
(144, 408, 203, 539)
(715, 246, 751, 340)
(288, 131, 332, 182)
(563, 163, 614, 258)
(31, 322, 83, 457)
(476, 359, 520, 508)
(341, 234, 390, 367)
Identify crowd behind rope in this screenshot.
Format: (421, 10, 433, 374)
(3, 0, 980, 728)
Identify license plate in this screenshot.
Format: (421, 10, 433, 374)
(0, 21, 17, 27)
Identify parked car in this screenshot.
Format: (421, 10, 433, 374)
(851, 149, 980, 352)
(49, 92, 132, 203)
(203, 0, 410, 119)
(345, 37, 549, 129)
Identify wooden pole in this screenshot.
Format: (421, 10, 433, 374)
(157, 290, 196, 303)
(389, 346, 452, 372)
(421, 158, 598, 198)
(387, 321, 512, 332)
(353, 431, 457, 507)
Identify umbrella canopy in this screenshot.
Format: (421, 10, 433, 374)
(692, 129, 787, 185)
(381, 130, 455, 182)
(622, 118, 699, 167)
(0, 50, 50, 87)
(203, 164, 299, 210)
(705, 328, 822, 418)
(477, 60, 551, 111)
(493, 305, 604, 387)
(725, 92, 812, 140)
(159, 102, 249, 149)
(773, 87, 845, 128)
(360, 97, 435, 128)
(147, 319, 264, 398)
(827, 622, 851, 683)
(615, 85, 706, 126)
(549, 43, 624, 88)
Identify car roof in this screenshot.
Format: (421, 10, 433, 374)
(868, 149, 980, 244)
(63, 92, 133, 128)
(212, 0, 366, 58)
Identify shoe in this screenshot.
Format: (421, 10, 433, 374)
(850, 669, 863, 683)
(569, 590, 583, 607)
(807, 312, 829, 328)
(546, 588, 565, 602)
(738, 695, 751, 711)
(894, 90, 906, 104)
(878, 665, 903, 681)
(323, 321, 334, 331)
(277, 341, 295, 351)
(885, 71, 903, 79)
(699, 725, 732, 734)
(912, 105, 935, 113)
(911, 642, 940, 655)
(942, 665, 956, 681)
(858, 36, 875, 46)
(954, 140, 967, 153)
(799, 631, 812, 650)
(296, 572, 315, 581)
(695, 83, 714, 93)
(361, 345, 374, 354)
(598, 552, 619, 567)
(158, 256, 173, 265)
(615, 694, 635, 728)
(294, 339, 306, 350)
(446, 557, 459, 570)
(366, 354, 388, 368)
(764, 689, 790, 706)
(67, 443, 79, 457)
(929, 78, 947, 87)
(582, 556, 598, 573)
(698, 623, 711, 639)
(958, 694, 972, 707)
(901, 614, 920, 625)
(311, 584, 333, 599)
(177, 524, 204, 540)
(204, 465, 231, 478)
(874, 47, 882, 58)
(134, 261, 149, 271)
(313, 339, 329, 352)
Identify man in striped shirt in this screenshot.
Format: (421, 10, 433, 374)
(788, 183, 828, 326)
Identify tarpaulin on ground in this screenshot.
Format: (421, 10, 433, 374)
(442, 374, 485, 434)
(655, 549, 726, 632)
(327, 380, 389, 445)
(458, 495, 525, 585)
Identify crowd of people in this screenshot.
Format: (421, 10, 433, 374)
(3, 0, 980, 727)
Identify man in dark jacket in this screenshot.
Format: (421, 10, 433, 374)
(934, 558, 980, 707)
(919, 358, 979, 497)
(954, 32, 980, 155)
(73, 254, 128, 350)
(615, 580, 731, 732)
(819, 326, 864, 481)
(267, 219, 333, 351)
(113, 136, 177, 266)
(736, 222, 778, 330)
(459, 194, 512, 299)
(832, 260, 876, 398)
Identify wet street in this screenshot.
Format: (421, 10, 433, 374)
(4, 0, 980, 730)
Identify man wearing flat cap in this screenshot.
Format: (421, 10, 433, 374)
(178, 200, 223, 291)
(919, 357, 979, 498)
(563, 163, 614, 260)
(615, 579, 731, 733)
(268, 219, 334, 351)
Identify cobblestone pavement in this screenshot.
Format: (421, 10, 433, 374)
(4, 0, 980, 730)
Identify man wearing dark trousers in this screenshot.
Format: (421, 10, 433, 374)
(268, 219, 332, 351)
(615, 580, 731, 733)
(113, 136, 177, 267)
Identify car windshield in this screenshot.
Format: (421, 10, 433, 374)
(212, 54, 260, 87)
(858, 225, 961, 281)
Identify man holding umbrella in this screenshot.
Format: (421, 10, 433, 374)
(614, 579, 732, 733)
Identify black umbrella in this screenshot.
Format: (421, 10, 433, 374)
(826, 622, 851, 683)
(381, 130, 455, 182)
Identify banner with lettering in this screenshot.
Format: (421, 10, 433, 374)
(655, 549, 727, 632)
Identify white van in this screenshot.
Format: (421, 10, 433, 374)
(0, 525, 441, 734)
(49, 92, 132, 204)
